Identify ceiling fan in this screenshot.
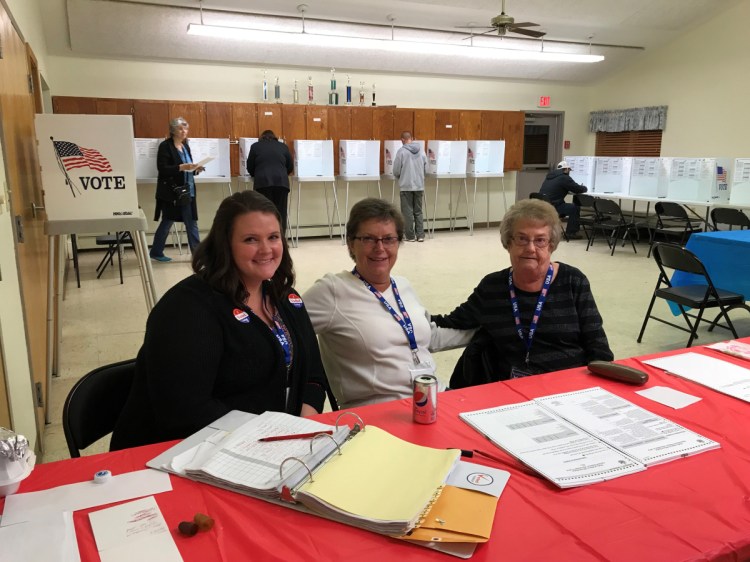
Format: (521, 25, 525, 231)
(460, 0, 546, 39)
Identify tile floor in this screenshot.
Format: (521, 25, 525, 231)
(42, 225, 750, 462)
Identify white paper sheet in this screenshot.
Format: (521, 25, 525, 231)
(644, 352, 750, 403)
(193, 156, 214, 168)
(636, 386, 702, 409)
(0, 511, 80, 562)
(1, 469, 172, 527)
(89, 496, 182, 562)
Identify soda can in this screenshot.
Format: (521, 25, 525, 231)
(413, 374, 438, 424)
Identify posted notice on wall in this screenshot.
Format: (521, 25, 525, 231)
(35, 114, 140, 221)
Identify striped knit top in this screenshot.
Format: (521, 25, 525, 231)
(433, 263, 613, 379)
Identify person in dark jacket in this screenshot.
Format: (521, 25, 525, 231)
(150, 117, 205, 262)
(539, 160, 588, 239)
(111, 190, 331, 450)
(247, 130, 294, 232)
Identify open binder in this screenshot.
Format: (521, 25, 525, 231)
(149, 410, 504, 557)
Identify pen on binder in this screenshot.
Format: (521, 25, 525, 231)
(258, 430, 333, 442)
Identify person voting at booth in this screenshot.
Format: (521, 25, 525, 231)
(539, 160, 588, 240)
(247, 130, 294, 233)
(393, 131, 428, 242)
(111, 191, 330, 450)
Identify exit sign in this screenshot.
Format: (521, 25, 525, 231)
(538, 96, 551, 107)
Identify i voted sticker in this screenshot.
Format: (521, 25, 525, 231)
(233, 308, 250, 323)
(288, 293, 303, 308)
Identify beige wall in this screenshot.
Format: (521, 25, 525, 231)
(590, 0, 750, 160)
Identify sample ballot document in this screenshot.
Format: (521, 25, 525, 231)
(461, 387, 719, 488)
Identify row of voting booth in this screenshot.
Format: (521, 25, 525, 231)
(566, 156, 750, 205)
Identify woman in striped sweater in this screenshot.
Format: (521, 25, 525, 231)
(433, 199, 613, 386)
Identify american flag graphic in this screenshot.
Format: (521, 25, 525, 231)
(717, 166, 727, 182)
(53, 141, 112, 173)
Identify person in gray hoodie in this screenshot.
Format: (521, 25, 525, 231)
(393, 131, 428, 242)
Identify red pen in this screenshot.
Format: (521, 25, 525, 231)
(258, 430, 333, 442)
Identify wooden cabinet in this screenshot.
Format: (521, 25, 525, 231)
(206, 102, 234, 174)
(373, 108, 394, 172)
(169, 102, 206, 138)
(96, 98, 133, 117)
(328, 107, 351, 175)
(133, 100, 169, 138)
(350, 107, 373, 139)
(232, 103, 258, 139)
(434, 110, 460, 140)
(52, 96, 97, 114)
(257, 104, 282, 137)
(458, 111, 482, 140)
(393, 109, 414, 139)
(480, 111, 504, 140)
(281, 105, 306, 161)
(305, 106, 328, 140)
(503, 111, 525, 171)
(413, 109, 435, 142)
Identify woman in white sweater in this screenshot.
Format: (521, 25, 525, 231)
(303, 198, 473, 409)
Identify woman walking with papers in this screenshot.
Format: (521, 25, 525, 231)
(111, 190, 332, 450)
(150, 116, 205, 262)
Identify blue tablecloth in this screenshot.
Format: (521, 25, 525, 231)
(669, 230, 750, 314)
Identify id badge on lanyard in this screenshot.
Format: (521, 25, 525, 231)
(409, 360, 436, 383)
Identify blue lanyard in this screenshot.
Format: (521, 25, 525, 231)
(269, 313, 292, 370)
(351, 269, 420, 365)
(508, 264, 554, 367)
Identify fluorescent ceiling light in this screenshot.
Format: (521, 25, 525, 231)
(187, 24, 604, 64)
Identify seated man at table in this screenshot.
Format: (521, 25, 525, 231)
(540, 161, 588, 240)
(433, 199, 613, 388)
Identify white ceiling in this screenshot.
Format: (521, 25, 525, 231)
(43, 0, 740, 83)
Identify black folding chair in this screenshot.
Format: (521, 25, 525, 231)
(647, 201, 703, 257)
(637, 243, 750, 347)
(573, 193, 599, 241)
(711, 207, 750, 231)
(62, 359, 136, 458)
(95, 231, 135, 284)
(587, 198, 638, 255)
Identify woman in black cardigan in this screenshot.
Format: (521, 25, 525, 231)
(112, 190, 333, 450)
(150, 116, 204, 262)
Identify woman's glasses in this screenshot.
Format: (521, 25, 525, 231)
(511, 235, 550, 249)
(352, 236, 400, 248)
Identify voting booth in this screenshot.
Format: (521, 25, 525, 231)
(466, 140, 505, 175)
(427, 140, 468, 175)
(730, 158, 750, 205)
(592, 157, 632, 195)
(629, 157, 669, 198)
(566, 156, 596, 188)
(666, 157, 731, 203)
(383, 140, 425, 176)
(339, 140, 380, 177)
(134, 138, 230, 181)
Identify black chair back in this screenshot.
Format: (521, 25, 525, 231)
(593, 197, 623, 219)
(655, 201, 689, 221)
(63, 359, 136, 458)
(653, 242, 707, 277)
(711, 207, 750, 230)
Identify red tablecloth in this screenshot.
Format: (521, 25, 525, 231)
(5, 341, 750, 561)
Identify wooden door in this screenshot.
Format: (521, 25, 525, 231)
(0, 5, 48, 442)
(480, 111, 505, 140)
(232, 103, 259, 139)
(52, 96, 97, 114)
(257, 104, 283, 138)
(503, 111, 525, 171)
(280, 106, 306, 161)
(413, 109, 436, 143)
(170, 102, 207, 138)
(434, 110, 460, 141)
(328, 107, 351, 175)
(133, 100, 169, 138)
(458, 111, 482, 140)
